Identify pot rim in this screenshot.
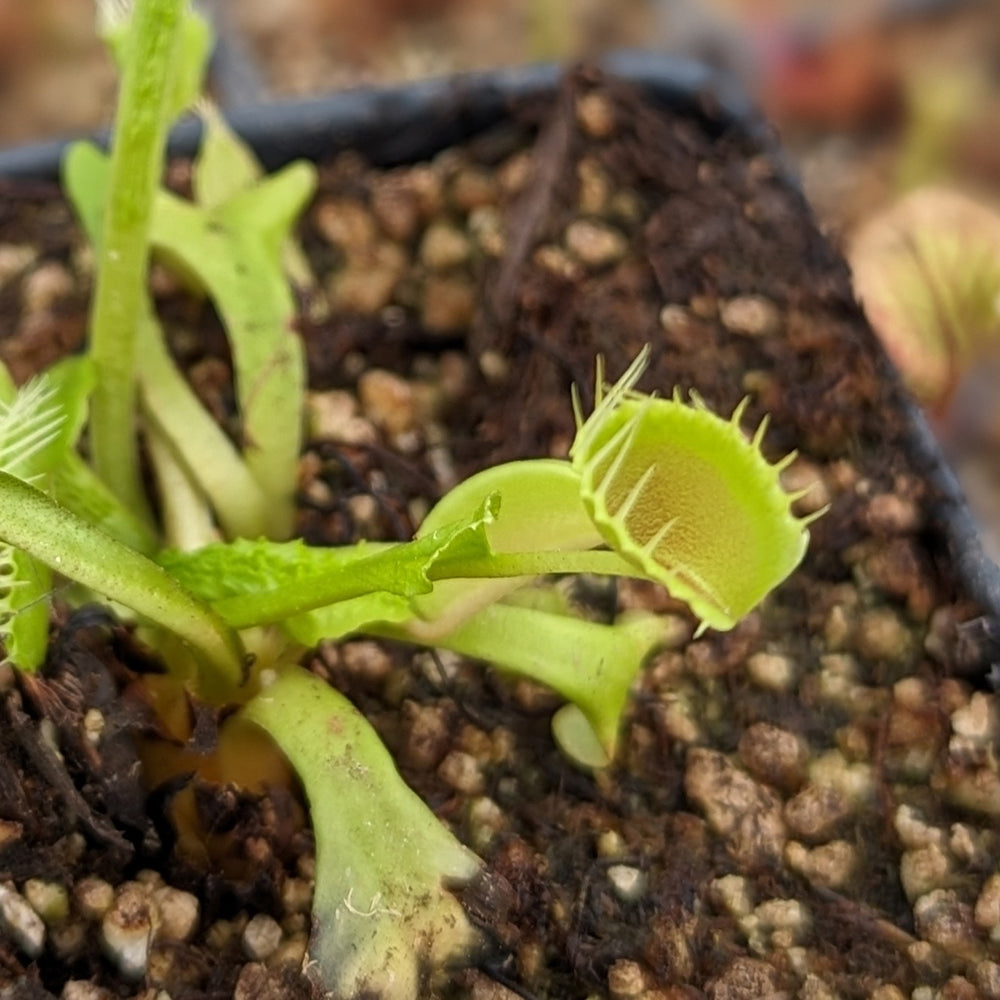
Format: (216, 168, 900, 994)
(0, 50, 768, 180)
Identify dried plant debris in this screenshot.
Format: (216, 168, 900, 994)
(0, 72, 998, 999)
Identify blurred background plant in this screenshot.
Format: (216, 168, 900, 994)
(1, 0, 999, 557)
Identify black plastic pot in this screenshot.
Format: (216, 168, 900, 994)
(0, 52, 766, 179)
(1, 50, 996, 669)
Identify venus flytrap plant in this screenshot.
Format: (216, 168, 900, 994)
(0, 2, 821, 994)
(849, 186, 1000, 414)
(159, 349, 816, 763)
(0, 346, 816, 993)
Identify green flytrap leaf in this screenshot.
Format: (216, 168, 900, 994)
(243, 667, 481, 1000)
(64, 144, 271, 542)
(415, 601, 674, 767)
(0, 382, 57, 669)
(99, 0, 211, 124)
(63, 134, 316, 541)
(572, 349, 814, 632)
(85, 0, 196, 519)
(0, 361, 88, 669)
(0, 471, 245, 698)
(150, 148, 315, 539)
(0, 549, 51, 673)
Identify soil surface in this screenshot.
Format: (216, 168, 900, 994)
(0, 70, 999, 1000)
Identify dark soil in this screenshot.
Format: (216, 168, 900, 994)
(0, 68, 998, 1000)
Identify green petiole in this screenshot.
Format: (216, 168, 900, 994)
(242, 666, 481, 999)
(0, 470, 245, 700)
(87, 0, 186, 520)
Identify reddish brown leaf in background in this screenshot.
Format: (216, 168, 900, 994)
(849, 186, 1000, 411)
